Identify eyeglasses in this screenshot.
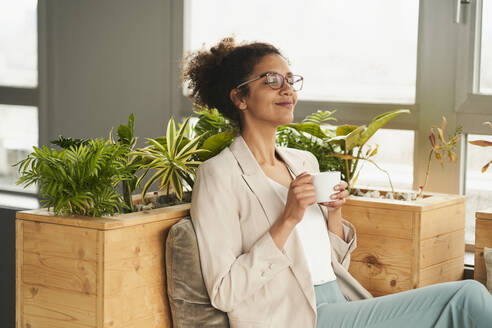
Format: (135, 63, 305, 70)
(235, 72, 304, 92)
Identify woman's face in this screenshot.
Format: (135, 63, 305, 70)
(235, 54, 298, 129)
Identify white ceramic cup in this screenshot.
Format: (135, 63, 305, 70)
(311, 171, 341, 203)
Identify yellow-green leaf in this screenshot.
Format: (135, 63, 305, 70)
(437, 128, 445, 143)
(482, 160, 491, 173)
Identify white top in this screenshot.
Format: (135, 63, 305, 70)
(267, 172, 337, 285)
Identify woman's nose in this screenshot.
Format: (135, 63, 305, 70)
(280, 80, 294, 95)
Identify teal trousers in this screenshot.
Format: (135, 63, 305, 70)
(315, 280, 492, 328)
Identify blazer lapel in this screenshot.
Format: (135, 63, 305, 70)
(229, 136, 317, 314)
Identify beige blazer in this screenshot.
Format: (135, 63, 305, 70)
(190, 136, 372, 328)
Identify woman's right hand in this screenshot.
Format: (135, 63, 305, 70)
(281, 172, 317, 226)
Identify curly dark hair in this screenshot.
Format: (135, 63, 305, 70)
(182, 37, 283, 127)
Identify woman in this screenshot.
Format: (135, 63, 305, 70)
(185, 37, 492, 328)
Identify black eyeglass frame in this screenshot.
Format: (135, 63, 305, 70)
(235, 71, 304, 91)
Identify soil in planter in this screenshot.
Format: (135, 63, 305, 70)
(351, 188, 431, 201)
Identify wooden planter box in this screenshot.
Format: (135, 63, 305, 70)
(474, 207, 492, 286)
(342, 189, 465, 297)
(16, 203, 190, 328)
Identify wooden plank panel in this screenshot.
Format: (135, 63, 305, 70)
(16, 203, 190, 230)
(476, 208, 492, 220)
(351, 235, 413, 269)
(22, 251, 97, 295)
(97, 230, 105, 328)
(103, 219, 178, 327)
(105, 219, 180, 260)
(348, 261, 413, 295)
(342, 205, 414, 239)
(16, 220, 24, 328)
(420, 229, 465, 268)
(104, 286, 169, 327)
(411, 212, 420, 291)
(22, 283, 96, 328)
(476, 219, 492, 248)
(420, 203, 465, 239)
(474, 248, 486, 286)
(118, 313, 171, 328)
(419, 257, 464, 287)
(105, 253, 165, 297)
(22, 317, 95, 328)
(23, 221, 98, 261)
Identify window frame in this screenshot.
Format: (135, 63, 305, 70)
(455, 0, 492, 134)
(0, 1, 39, 196)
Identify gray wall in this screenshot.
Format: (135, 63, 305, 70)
(38, 0, 189, 147)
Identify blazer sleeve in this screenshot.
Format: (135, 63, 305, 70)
(190, 161, 292, 313)
(303, 150, 357, 270)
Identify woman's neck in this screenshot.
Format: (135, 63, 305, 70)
(241, 126, 278, 167)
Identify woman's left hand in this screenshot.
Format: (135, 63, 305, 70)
(319, 180, 349, 212)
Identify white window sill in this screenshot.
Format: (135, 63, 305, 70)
(0, 192, 39, 210)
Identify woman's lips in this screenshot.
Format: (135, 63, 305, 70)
(275, 102, 294, 108)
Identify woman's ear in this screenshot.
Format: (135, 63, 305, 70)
(230, 89, 247, 111)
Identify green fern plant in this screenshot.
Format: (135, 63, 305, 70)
(50, 136, 89, 149)
(16, 139, 134, 216)
(133, 116, 207, 201)
(277, 110, 342, 172)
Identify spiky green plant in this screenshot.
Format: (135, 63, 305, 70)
(112, 113, 148, 213)
(16, 139, 134, 216)
(133, 116, 207, 201)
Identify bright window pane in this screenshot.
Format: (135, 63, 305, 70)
(0, 0, 38, 87)
(465, 134, 492, 244)
(480, 0, 492, 94)
(187, 0, 419, 104)
(0, 105, 38, 193)
(353, 129, 414, 190)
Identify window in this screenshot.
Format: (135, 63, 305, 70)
(0, 0, 38, 87)
(0, 105, 38, 193)
(465, 134, 492, 244)
(0, 0, 38, 194)
(479, 0, 492, 94)
(455, 0, 492, 246)
(185, 0, 419, 104)
(354, 129, 414, 191)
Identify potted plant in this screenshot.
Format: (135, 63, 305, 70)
(336, 116, 465, 296)
(14, 114, 200, 328)
(269, 109, 466, 296)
